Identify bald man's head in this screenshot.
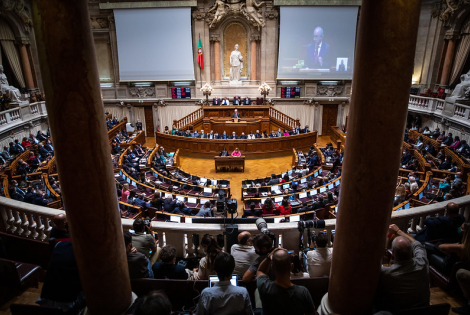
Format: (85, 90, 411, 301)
(53, 213, 67, 231)
(313, 27, 324, 45)
(446, 202, 460, 216)
(392, 236, 412, 262)
(238, 231, 251, 245)
(272, 249, 292, 275)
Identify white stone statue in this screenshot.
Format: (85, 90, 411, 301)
(450, 69, 470, 100)
(230, 44, 243, 82)
(0, 65, 21, 102)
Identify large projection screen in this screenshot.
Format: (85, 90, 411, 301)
(277, 6, 358, 80)
(114, 8, 195, 81)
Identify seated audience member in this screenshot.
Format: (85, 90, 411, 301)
(413, 136, 424, 150)
(37, 130, 47, 141)
(291, 253, 310, 279)
(262, 198, 274, 215)
(220, 131, 228, 139)
(230, 131, 238, 139)
(394, 185, 407, 205)
(267, 174, 279, 186)
(184, 130, 191, 137)
(276, 199, 292, 215)
(401, 149, 412, 166)
(37, 240, 85, 313)
(152, 245, 188, 280)
(9, 141, 19, 155)
(247, 131, 255, 139)
(255, 130, 262, 138)
(21, 136, 31, 148)
(282, 129, 290, 137)
(24, 186, 36, 204)
(195, 234, 221, 280)
(276, 128, 283, 137)
(1, 146, 11, 161)
(231, 147, 241, 157)
(269, 130, 277, 138)
(132, 291, 172, 315)
(195, 201, 214, 217)
(147, 192, 163, 210)
(196, 252, 253, 315)
(239, 132, 248, 139)
(443, 133, 454, 146)
(375, 224, 429, 313)
(50, 213, 70, 240)
(439, 177, 452, 193)
(305, 231, 333, 278)
(303, 125, 310, 133)
(297, 202, 313, 213)
(409, 177, 419, 194)
(132, 219, 158, 264)
(133, 195, 147, 209)
(439, 156, 452, 170)
(243, 202, 261, 217)
(173, 200, 193, 215)
(14, 139, 25, 153)
(452, 172, 464, 191)
(231, 231, 258, 277)
(242, 233, 274, 282)
(29, 133, 39, 144)
(257, 248, 315, 315)
(192, 130, 200, 138)
(450, 136, 461, 150)
(163, 196, 177, 213)
(415, 202, 465, 242)
(124, 231, 150, 279)
(219, 147, 229, 157)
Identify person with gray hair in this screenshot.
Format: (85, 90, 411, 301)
(374, 224, 430, 313)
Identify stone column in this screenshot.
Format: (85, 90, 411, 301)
(319, 0, 422, 314)
(32, 1, 132, 314)
(260, 4, 279, 87)
(18, 44, 35, 90)
(213, 38, 221, 84)
(250, 37, 258, 82)
(440, 33, 459, 86)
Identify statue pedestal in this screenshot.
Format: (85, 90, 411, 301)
(229, 80, 242, 87)
(196, 80, 276, 98)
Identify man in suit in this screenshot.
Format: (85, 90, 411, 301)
(221, 131, 228, 139)
(243, 97, 251, 105)
(303, 125, 311, 133)
(443, 133, 453, 146)
(38, 143, 51, 158)
(14, 139, 24, 153)
(163, 196, 177, 213)
(37, 130, 47, 141)
(213, 97, 221, 105)
(230, 132, 238, 139)
(337, 59, 346, 71)
(267, 175, 279, 186)
(44, 140, 54, 153)
(269, 131, 277, 138)
(232, 109, 241, 119)
(401, 149, 412, 165)
(1, 146, 12, 161)
(303, 27, 330, 69)
(192, 130, 200, 138)
(213, 131, 220, 139)
(297, 202, 313, 213)
(239, 132, 248, 140)
(255, 130, 262, 138)
(9, 142, 19, 155)
(136, 120, 143, 131)
(199, 130, 207, 138)
(233, 96, 240, 105)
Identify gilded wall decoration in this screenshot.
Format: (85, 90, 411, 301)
(317, 85, 344, 97)
(224, 23, 248, 79)
(129, 87, 155, 98)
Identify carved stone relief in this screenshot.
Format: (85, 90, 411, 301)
(431, 0, 470, 26)
(0, 0, 32, 32)
(317, 85, 344, 97)
(206, 0, 266, 30)
(128, 87, 155, 98)
(91, 17, 109, 29)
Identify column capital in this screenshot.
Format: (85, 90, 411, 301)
(210, 34, 220, 42)
(250, 35, 261, 42)
(15, 37, 30, 45)
(444, 30, 460, 40)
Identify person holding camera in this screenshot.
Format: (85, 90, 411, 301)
(305, 231, 332, 278)
(257, 248, 315, 315)
(132, 218, 161, 265)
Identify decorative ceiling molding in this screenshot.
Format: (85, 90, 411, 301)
(274, 0, 361, 5)
(99, 1, 197, 10)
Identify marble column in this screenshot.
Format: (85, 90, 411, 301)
(19, 44, 35, 90)
(319, 0, 422, 314)
(214, 39, 221, 83)
(251, 39, 257, 82)
(440, 34, 458, 86)
(32, 1, 132, 314)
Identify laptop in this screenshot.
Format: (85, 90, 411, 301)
(274, 197, 283, 203)
(203, 187, 213, 196)
(282, 184, 290, 190)
(209, 275, 237, 287)
(186, 197, 197, 207)
(271, 185, 281, 195)
(176, 196, 185, 202)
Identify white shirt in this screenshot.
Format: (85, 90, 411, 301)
(306, 247, 333, 277)
(247, 134, 255, 139)
(230, 244, 258, 277)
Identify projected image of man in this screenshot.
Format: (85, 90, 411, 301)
(304, 27, 330, 69)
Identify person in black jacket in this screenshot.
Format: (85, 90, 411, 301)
(163, 196, 176, 213)
(148, 192, 163, 210)
(219, 148, 229, 157)
(152, 245, 188, 279)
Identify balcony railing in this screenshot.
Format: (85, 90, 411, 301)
(0, 102, 48, 131)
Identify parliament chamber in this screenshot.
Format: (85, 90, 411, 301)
(2, 0, 470, 314)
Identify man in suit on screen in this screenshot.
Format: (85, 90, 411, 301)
(304, 26, 330, 69)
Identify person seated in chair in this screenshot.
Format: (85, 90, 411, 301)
(220, 131, 228, 139)
(239, 132, 248, 140)
(231, 148, 242, 157)
(269, 130, 277, 138)
(192, 130, 200, 138)
(213, 97, 221, 105)
(195, 201, 214, 217)
(243, 97, 251, 105)
(222, 97, 230, 105)
(247, 131, 255, 139)
(255, 130, 262, 138)
(233, 96, 241, 105)
(152, 245, 188, 280)
(415, 202, 464, 242)
(219, 147, 229, 157)
(230, 132, 239, 139)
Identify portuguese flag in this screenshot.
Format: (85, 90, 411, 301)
(197, 36, 204, 70)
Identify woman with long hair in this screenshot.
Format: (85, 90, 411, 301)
(195, 234, 222, 280)
(262, 198, 274, 215)
(121, 183, 130, 203)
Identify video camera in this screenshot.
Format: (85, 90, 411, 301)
(256, 218, 276, 242)
(297, 220, 326, 250)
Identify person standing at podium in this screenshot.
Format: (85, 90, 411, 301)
(219, 148, 229, 157)
(231, 148, 241, 157)
(232, 109, 241, 119)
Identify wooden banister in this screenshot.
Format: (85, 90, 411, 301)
(269, 107, 298, 130)
(174, 108, 204, 131)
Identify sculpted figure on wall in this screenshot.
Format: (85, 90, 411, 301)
(242, 0, 266, 29)
(207, 0, 228, 29)
(450, 70, 470, 100)
(230, 44, 243, 82)
(0, 65, 21, 101)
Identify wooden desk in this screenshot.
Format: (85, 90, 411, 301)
(155, 131, 317, 156)
(215, 156, 245, 172)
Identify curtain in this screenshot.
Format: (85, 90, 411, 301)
(273, 104, 316, 131)
(134, 107, 146, 136)
(1, 41, 25, 88)
(157, 105, 200, 131)
(450, 17, 470, 86)
(105, 106, 125, 120)
(342, 104, 350, 127)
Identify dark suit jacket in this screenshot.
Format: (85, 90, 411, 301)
(232, 113, 241, 118)
(243, 98, 251, 105)
(219, 151, 229, 157)
(305, 41, 330, 68)
(230, 135, 239, 139)
(338, 63, 345, 71)
(239, 135, 248, 139)
(213, 98, 221, 105)
(255, 133, 262, 138)
(39, 147, 50, 157)
(163, 199, 176, 213)
(220, 134, 228, 139)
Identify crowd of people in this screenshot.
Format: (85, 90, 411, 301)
(163, 125, 311, 139)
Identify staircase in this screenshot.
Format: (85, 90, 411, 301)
(173, 107, 204, 130)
